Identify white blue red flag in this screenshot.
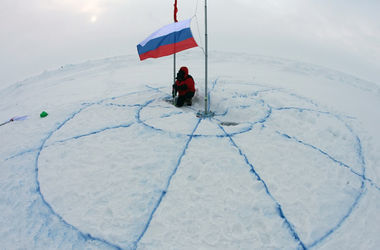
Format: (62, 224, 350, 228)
(137, 19, 198, 61)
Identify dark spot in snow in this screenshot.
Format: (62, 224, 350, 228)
(220, 122, 239, 126)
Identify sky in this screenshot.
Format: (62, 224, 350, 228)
(1, 0, 379, 89)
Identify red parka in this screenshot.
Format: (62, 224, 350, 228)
(175, 67, 195, 96)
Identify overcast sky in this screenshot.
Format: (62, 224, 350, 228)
(1, 0, 379, 89)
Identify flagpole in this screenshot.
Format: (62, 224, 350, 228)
(196, 0, 213, 118)
(173, 0, 178, 99)
(203, 0, 213, 117)
(174, 52, 176, 89)
(204, 0, 208, 114)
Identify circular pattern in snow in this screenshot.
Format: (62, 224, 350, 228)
(37, 82, 368, 249)
(139, 90, 271, 137)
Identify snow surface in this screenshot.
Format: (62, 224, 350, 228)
(1, 51, 379, 249)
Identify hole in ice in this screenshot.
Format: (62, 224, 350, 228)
(220, 121, 240, 126)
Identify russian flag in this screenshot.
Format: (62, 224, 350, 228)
(137, 19, 198, 61)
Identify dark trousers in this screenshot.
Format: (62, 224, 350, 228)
(176, 91, 195, 107)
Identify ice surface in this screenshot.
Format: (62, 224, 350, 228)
(0, 51, 379, 249)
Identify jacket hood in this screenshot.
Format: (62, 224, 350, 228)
(180, 66, 189, 77)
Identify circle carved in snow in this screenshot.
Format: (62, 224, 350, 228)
(37, 82, 367, 249)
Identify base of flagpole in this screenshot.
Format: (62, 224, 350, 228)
(196, 110, 215, 118)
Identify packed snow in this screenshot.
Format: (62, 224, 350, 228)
(1, 51, 379, 249)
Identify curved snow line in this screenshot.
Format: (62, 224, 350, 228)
(5, 123, 136, 161)
(32, 88, 161, 249)
(159, 111, 183, 118)
(269, 104, 374, 247)
(105, 103, 128, 108)
(308, 182, 366, 249)
(30, 81, 374, 249)
(53, 122, 135, 145)
(136, 80, 274, 138)
(213, 110, 228, 117)
(211, 101, 272, 137)
(273, 106, 371, 179)
(275, 131, 379, 191)
(217, 124, 307, 250)
(218, 89, 373, 248)
(254, 87, 283, 95)
(211, 96, 271, 121)
(216, 82, 318, 109)
(276, 131, 357, 175)
(5, 88, 157, 162)
(214, 122, 255, 137)
(287, 92, 319, 108)
(344, 124, 366, 176)
(35, 104, 123, 250)
(5, 147, 41, 161)
(136, 99, 166, 133)
(144, 85, 166, 92)
(132, 118, 202, 249)
(131, 81, 369, 248)
(273, 131, 367, 248)
(362, 177, 380, 191)
(137, 97, 261, 138)
(256, 89, 374, 246)
(273, 106, 356, 120)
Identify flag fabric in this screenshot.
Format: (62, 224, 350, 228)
(174, 0, 178, 22)
(137, 19, 198, 61)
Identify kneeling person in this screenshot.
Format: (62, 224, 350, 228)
(172, 66, 195, 107)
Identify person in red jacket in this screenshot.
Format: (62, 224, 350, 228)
(172, 66, 196, 107)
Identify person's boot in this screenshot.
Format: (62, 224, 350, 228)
(185, 98, 192, 106)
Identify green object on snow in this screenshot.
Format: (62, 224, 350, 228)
(40, 111, 48, 118)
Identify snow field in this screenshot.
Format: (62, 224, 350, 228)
(35, 82, 375, 249)
(1, 52, 379, 249)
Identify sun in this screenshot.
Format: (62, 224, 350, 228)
(90, 15, 98, 23)
(46, 0, 103, 23)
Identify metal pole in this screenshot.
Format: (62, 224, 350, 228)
(204, 0, 208, 114)
(173, 0, 178, 94)
(174, 53, 176, 87)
